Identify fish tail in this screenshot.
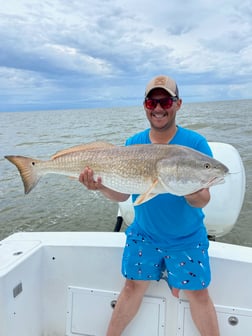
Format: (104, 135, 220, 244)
(5, 155, 43, 194)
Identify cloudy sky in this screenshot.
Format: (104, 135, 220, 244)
(0, 0, 251, 112)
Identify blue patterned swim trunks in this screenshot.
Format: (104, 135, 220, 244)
(121, 231, 211, 290)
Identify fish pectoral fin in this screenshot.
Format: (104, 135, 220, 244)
(134, 193, 158, 206)
(157, 176, 178, 195)
(133, 179, 159, 206)
(51, 141, 115, 159)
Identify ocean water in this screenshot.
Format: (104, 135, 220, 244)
(0, 100, 251, 247)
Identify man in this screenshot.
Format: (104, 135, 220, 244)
(79, 75, 220, 336)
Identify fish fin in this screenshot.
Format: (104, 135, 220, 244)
(4, 156, 43, 194)
(134, 193, 158, 205)
(134, 179, 159, 206)
(51, 141, 115, 159)
(157, 176, 180, 195)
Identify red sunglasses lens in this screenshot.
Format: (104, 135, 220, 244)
(145, 98, 173, 109)
(160, 98, 173, 109)
(145, 99, 156, 109)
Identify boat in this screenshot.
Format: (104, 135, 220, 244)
(0, 142, 251, 336)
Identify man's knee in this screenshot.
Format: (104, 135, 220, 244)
(122, 279, 149, 298)
(184, 288, 211, 304)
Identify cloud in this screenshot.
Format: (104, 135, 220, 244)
(0, 0, 251, 111)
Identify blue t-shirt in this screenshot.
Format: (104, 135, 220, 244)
(125, 126, 212, 249)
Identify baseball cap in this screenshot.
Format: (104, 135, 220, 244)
(145, 75, 179, 98)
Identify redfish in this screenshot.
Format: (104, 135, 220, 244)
(5, 141, 229, 205)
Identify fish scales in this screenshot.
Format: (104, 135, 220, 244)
(46, 146, 158, 177)
(48, 146, 163, 193)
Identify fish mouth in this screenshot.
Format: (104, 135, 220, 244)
(206, 176, 225, 187)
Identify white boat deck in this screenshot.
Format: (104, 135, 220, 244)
(1, 231, 252, 335)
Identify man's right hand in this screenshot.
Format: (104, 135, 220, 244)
(79, 167, 103, 191)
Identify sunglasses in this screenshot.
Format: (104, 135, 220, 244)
(144, 97, 178, 110)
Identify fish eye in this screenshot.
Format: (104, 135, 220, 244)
(204, 163, 211, 169)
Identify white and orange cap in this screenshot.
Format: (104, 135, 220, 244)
(145, 75, 179, 98)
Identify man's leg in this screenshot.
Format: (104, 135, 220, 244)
(106, 279, 149, 336)
(185, 288, 219, 336)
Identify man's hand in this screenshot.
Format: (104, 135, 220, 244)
(79, 167, 103, 191)
(185, 188, 210, 208)
(79, 167, 130, 202)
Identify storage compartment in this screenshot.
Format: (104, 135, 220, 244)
(66, 286, 166, 335)
(177, 300, 252, 335)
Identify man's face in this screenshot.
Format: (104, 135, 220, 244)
(144, 88, 181, 131)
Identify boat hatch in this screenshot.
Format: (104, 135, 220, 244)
(178, 300, 252, 335)
(66, 286, 166, 335)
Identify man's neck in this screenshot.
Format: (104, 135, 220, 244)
(149, 125, 178, 144)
